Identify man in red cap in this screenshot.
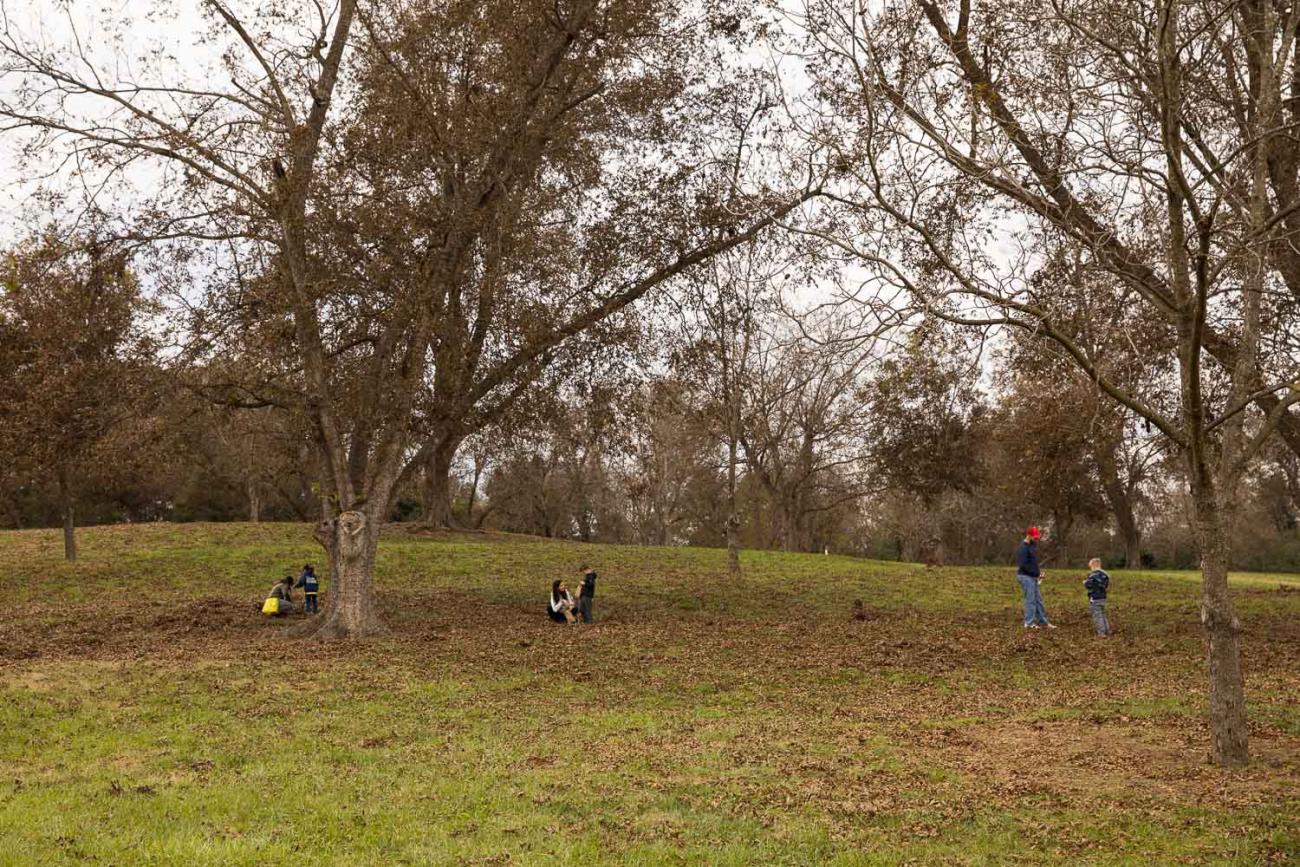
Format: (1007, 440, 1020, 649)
(1015, 526, 1055, 629)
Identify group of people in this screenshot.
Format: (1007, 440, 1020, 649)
(1015, 525, 1112, 636)
(262, 564, 321, 616)
(259, 531, 1109, 636)
(260, 560, 603, 625)
(548, 565, 597, 624)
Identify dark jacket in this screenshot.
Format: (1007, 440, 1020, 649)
(297, 569, 320, 593)
(579, 570, 596, 599)
(1084, 569, 1110, 600)
(1015, 541, 1040, 578)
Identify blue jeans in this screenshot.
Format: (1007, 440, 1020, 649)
(1017, 574, 1050, 626)
(577, 596, 593, 623)
(1089, 599, 1110, 635)
(304, 592, 319, 614)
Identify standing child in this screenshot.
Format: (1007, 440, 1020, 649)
(577, 564, 597, 624)
(297, 563, 320, 614)
(1083, 558, 1111, 636)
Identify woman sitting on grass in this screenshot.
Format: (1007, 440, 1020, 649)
(548, 580, 577, 624)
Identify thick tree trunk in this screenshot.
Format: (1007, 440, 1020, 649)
(422, 464, 452, 527)
(1125, 537, 1141, 571)
(777, 491, 804, 552)
(1051, 510, 1074, 568)
(308, 510, 386, 639)
(422, 436, 460, 528)
(1190, 484, 1249, 767)
(57, 468, 76, 562)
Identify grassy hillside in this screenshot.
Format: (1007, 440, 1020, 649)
(1, 523, 1298, 865)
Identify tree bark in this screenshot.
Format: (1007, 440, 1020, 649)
(308, 510, 386, 639)
(247, 478, 261, 523)
(422, 435, 461, 528)
(1190, 483, 1249, 767)
(57, 467, 76, 562)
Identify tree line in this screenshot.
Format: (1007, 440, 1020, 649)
(4, 254, 1297, 575)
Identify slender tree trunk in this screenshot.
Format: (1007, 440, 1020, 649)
(719, 289, 743, 575)
(57, 468, 76, 562)
(309, 509, 385, 639)
(725, 439, 741, 575)
(466, 457, 484, 524)
(247, 478, 262, 523)
(1190, 480, 1249, 767)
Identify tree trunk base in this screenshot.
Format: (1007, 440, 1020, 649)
(304, 510, 387, 641)
(304, 613, 389, 640)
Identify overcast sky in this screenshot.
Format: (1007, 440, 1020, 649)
(1, 1, 227, 238)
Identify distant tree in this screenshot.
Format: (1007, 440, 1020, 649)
(741, 321, 878, 552)
(1255, 441, 1300, 534)
(863, 328, 986, 507)
(1000, 331, 1164, 569)
(614, 380, 723, 546)
(986, 374, 1109, 567)
(674, 244, 779, 572)
(0, 233, 158, 560)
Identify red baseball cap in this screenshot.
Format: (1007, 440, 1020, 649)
(1027, 526, 1042, 539)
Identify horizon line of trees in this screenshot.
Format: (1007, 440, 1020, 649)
(4, 254, 1297, 574)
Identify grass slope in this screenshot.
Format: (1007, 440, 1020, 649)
(1, 522, 1298, 865)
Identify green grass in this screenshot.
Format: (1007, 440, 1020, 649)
(1, 522, 1298, 865)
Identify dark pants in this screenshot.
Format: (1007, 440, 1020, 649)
(304, 592, 319, 614)
(578, 595, 593, 623)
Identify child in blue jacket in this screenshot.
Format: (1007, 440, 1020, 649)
(1083, 558, 1111, 636)
(297, 564, 321, 614)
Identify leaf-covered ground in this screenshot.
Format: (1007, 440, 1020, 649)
(1, 523, 1298, 865)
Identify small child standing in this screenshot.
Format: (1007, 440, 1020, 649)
(577, 564, 597, 624)
(297, 563, 320, 614)
(1083, 558, 1111, 636)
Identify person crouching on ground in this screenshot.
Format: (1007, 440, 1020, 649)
(577, 564, 597, 623)
(549, 580, 577, 624)
(1083, 557, 1111, 636)
(1015, 526, 1055, 630)
(263, 575, 296, 616)
(297, 563, 320, 614)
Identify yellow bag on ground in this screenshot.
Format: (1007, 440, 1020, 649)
(261, 597, 280, 615)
